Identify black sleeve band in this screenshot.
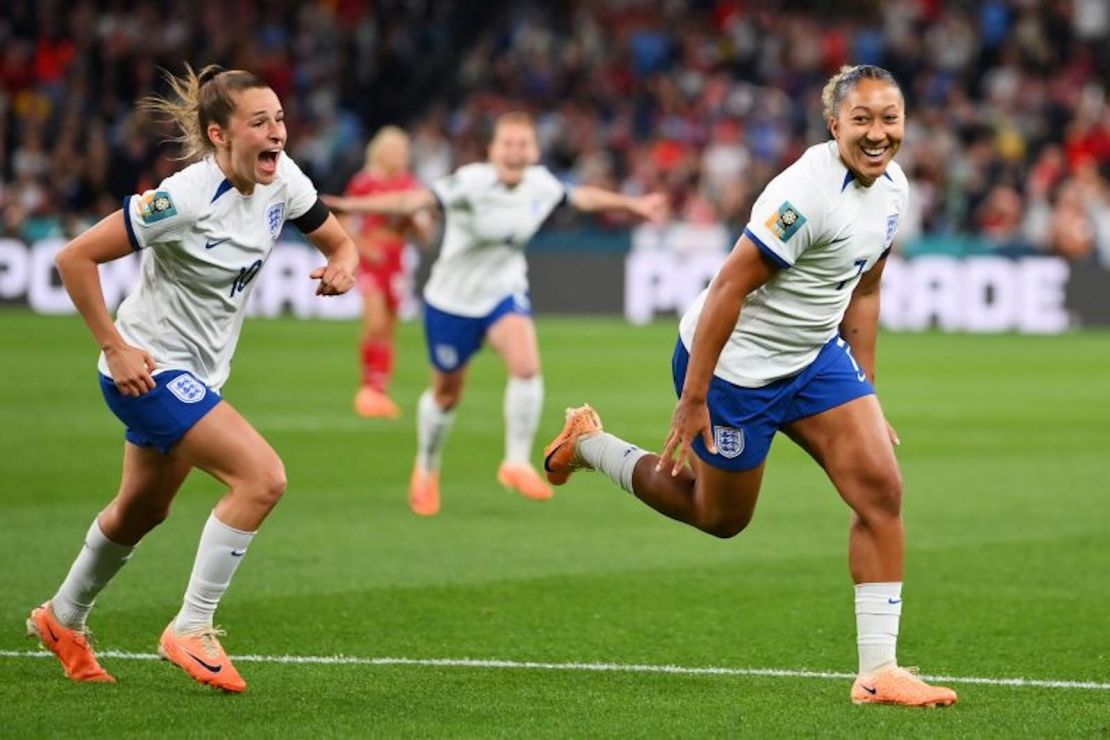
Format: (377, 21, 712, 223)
(291, 198, 330, 234)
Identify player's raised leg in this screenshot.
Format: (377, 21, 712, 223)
(785, 395, 956, 707)
(544, 405, 765, 538)
(157, 400, 288, 693)
(28, 443, 192, 683)
(488, 312, 551, 501)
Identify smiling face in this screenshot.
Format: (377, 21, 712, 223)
(829, 77, 905, 187)
(488, 120, 539, 186)
(209, 86, 286, 193)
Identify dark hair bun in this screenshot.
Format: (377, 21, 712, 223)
(197, 65, 225, 85)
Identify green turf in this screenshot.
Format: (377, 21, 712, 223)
(1, 310, 1107, 737)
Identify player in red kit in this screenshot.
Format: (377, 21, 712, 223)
(344, 126, 434, 418)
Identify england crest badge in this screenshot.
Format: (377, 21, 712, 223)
(167, 373, 207, 404)
(713, 425, 745, 459)
(266, 203, 285, 241)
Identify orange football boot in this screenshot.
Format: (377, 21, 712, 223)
(851, 665, 958, 707)
(26, 602, 115, 683)
(409, 463, 441, 516)
(157, 623, 246, 693)
(354, 386, 401, 419)
(497, 462, 553, 501)
(542, 405, 603, 485)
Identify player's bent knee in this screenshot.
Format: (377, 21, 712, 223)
(432, 380, 464, 409)
(434, 389, 462, 410)
(699, 511, 754, 539)
(102, 500, 172, 541)
(852, 470, 903, 521)
(262, 465, 288, 504)
(873, 471, 904, 516)
(243, 461, 287, 509)
(140, 502, 173, 530)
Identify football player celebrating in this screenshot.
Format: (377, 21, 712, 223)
(544, 66, 957, 708)
(326, 112, 667, 515)
(27, 65, 357, 692)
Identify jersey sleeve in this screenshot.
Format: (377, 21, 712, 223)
(431, 164, 484, 209)
(880, 168, 911, 258)
(742, 172, 829, 269)
(279, 154, 319, 220)
(122, 171, 202, 250)
(535, 166, 569, 210)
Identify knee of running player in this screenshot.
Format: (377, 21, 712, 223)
(232, 457, 288, 513)
(431, 373, 466, 410)
(697, 508, 755, 539)
(100, 497, 173, 543)
(846, 464, 904, 527)
(691, 486, 756, 539)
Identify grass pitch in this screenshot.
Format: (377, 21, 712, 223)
(1, 310, 1107, 737)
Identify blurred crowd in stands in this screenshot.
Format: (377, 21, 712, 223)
(1, 0, 1107, 264)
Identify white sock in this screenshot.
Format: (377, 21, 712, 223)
(51, 518, 136, 629)
(416, 388, 456, 472)
(855, 581, 902, 674)
(578, 432, 648, 494)
(503, 375, 543, 464)
(174, 513, 255, 633)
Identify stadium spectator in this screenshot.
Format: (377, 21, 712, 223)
(326, 112, 667, 516)
(544, 65, 957, 708)
(0, 1, 1106, 259)
(26, 65, 357, 692)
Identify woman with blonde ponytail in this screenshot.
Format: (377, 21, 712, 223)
(342, 126, 434, 420)
(27, 64, 358, 693)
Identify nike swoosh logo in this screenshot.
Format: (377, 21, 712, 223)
(888, 598, 902, 604)
(205, 238, 230, 250)
(862, 685, 877, 695)
(857, 372, 868, 382)
(46, 623, 60, 642)
(828, 236, 850, 245)
(185, 651, 223, 673)
(230, 549, 247, 557)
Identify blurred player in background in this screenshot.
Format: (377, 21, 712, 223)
(27, 65, 357, 692)
(326, 112, 666, 515)
(544, 66, 957, 707)
(344, 126, 434, 419)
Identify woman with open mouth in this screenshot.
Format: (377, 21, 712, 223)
(27, 64, 358, 694)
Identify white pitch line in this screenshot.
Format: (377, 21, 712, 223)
(3, 650, 1108, 691)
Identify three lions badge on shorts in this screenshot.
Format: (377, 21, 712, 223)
(714, 425, 745, 459)
(167, 373, 207, 404)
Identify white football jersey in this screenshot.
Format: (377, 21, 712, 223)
(424, 163, 567, 316)
(680, 141, 909, 387)
(98, 154, 318, 389)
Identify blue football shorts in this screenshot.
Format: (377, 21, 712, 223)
(671, 335, 875, 472)
(99, 369, 222, 453)
(423, 293, 533, 372)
